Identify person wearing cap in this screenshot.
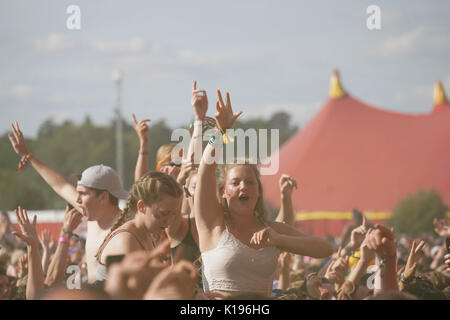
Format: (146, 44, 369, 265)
(8, 122, 127, 283)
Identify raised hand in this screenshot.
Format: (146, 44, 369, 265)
(279, 174, 298, 198)
(144, 260, 199, 300)
(39, 229, 52, 252)
(191, 80, 208, 121)
(214, 89, 242, 130)
(366, 224, 397, 259)
(18, 254, 28, 279)
(105, 239, 171, 300)
(8, 122, 29, 157)
(359, 229, 375, 263)
(132, 113, 151, 143)
(325, 255, 348, 286)
(63, 206, 83, 233)
(12, 206, 39, 247)
(177, 153, 198, 186)
(279, 251, 293, 270)
(403, 239, 425, 279)
(349, 215, 368, 251)
(250, 226, 281, 247)
(433, 218, 450, 237)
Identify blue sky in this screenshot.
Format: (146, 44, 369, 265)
(1, 0, 450, 138)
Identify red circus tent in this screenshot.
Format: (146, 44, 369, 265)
(261, 71, 450, 238)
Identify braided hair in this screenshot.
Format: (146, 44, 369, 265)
(95, 171, 183, 261)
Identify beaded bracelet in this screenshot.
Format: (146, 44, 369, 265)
(17, 152, 32, 173)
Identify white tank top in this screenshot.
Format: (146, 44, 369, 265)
(201, 226, 279, 296)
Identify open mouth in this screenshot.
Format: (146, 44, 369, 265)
(238, 194, 249, 201)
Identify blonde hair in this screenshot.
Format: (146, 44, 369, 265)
(96, 171, 182, 260)
(156, 143, 178, 171)
(216, 161, 268, 223)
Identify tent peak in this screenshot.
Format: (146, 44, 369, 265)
(329, 69, 348, 99)
(434, 81, 449, 106)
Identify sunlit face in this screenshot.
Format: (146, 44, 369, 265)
(137, 194, 182, 235)
(76, 185, 106, 221)
(222, 166, 260, 213)
(306, 273, 336, 300)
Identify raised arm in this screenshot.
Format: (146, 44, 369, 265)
(399, 239, 425, 291)
(275, 174, 297, 225)
(337, 230, 374, 300)
(366, 224, 398, 295)
(38, 229, 52, 276)
(253, 221, 334, 258)
(194, 89, 242, 252)
(8, 122, 78, 207)
(175, 80, 206, 187)
(132, 114, 151, 182)
(12, 206, 45, 300)
(45, 206, 82, 287)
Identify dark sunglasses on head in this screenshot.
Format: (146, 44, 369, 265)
(169, 162, 181, 168)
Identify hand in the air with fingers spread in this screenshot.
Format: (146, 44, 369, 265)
(214, 89, 242, 131)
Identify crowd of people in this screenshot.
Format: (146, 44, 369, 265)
(1, 81, 449, 300)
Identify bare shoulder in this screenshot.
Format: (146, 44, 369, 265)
(267, 221, 306, 236)
(100, 231, 142, 264)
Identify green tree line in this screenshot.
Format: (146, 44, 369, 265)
(0, 112, 298, 210)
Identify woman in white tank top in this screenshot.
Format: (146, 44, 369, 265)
(194, 89, 334, 299)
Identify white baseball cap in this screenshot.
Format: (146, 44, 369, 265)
(77, 165, 128, 200)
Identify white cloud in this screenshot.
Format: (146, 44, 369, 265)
(379, 27, 425, 57)
(35, 33, 76, 53)
(10, 84, 38, 101)
(91, 36, 145, 54)
(378, 27, 450, 58)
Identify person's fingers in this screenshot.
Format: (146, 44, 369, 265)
(15, 208, 23, 226)
(233, 110, 243, 121)
(32, 215, 37, 227)
(362, 215, 367, 228)
(132, 113, 138, 125)
(410, 239, 417, 254)
(217, 90, 224, 108)
(8, 133, 17, 146)
(11, 123, 20, 141)
(415, 240, 425, 255)
(225, 92, 231, 110)
(139, 119, 151, 124)
(12, 232, 25, 242)
(193, 80, 197, 91)
(22, 207, 30, 224)
(192, 90, 206, 95)
(337, 246, 342, 257)
(325, 260, 335, 274)
(250, 234, 256, 245)
(215, 101, 220, 113)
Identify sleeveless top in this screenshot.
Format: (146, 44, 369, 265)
(170, 217, 200, 263)
(201, 226, 279, 296)
(95, 229, 147, 282)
